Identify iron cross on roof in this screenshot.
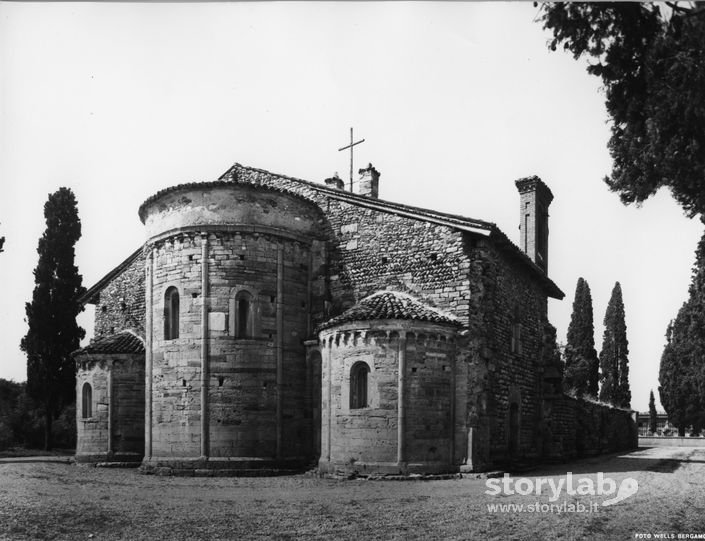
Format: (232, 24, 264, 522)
(338, 127, 365, 192)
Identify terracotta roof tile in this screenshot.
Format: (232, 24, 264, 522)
(75, 331, 145, 355)
(318, 291, 462, 332)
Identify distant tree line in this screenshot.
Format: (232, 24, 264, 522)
(562, 278, 631, 409)
(0, 379, 75, 452)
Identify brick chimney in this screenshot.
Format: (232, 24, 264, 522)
(356, 163, 380, 198)
(324, 173, 344, 190)
(515, 176, 553, 273)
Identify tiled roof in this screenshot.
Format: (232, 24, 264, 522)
(75, 331, 145, 356)
(220, 163, 495, 235)
(317, 291, 462, 331)
(220, 163, 563, 299)
(81, 162, 563, 304)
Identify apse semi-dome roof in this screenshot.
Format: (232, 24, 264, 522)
(317, 291, 462, 332)
(74, 330, 145, 356)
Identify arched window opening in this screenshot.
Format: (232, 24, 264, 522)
(82, 382, 92, 419)
(350, 362, 370, 409)
(510, 317, 522, 354)
(164, 286, 179, 340)
(235, 290, 253, 338)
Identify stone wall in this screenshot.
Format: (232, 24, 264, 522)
(321, 327, 400, 472)
(76, 361, 110, 460)
(94, 251, 146, 338)
(84, 164, 568, 473)
(487, 240, 549, 463)
(111, 357, 145, 458)
(545, 396, 638, 459)
(460, 235, 552, 469)
(75, 355, 145, 462)
(319, 321, 459, 475)
(224, 167, 558, 470)
(224, 165, 475, 325)
(148, 231, 319, 460)
(405, 330, 456, 467)
(142, 183, 325, 466)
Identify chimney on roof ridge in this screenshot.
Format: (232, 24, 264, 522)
(357, 163, 380, 198)
(515, 175, 553, 274)
(324, 172, 345, 190)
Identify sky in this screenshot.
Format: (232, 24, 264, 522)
(1, 2, 701, 413)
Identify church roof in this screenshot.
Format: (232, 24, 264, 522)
(219, 163, 496, 237)
(317, 291, 462, 331)
(78, 247, 143, 305)
(220, 163, 564, 299)
(79, 162, 564, 306)
(74, 331, 145, 356)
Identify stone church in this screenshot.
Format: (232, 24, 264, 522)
(73, 162, 637, 476)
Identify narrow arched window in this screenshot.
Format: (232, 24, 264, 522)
(511, 322, 522, 354)
(235, 291, 253, 338)
(350, 362, 370, 409)
(82, 382, 92, 419)
(164, 286, 179, 340)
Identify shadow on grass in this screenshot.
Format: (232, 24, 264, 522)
(515, 446, 705, 477)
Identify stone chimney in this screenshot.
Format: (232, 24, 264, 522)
(356, 163, 380, 198)
(324, 173, 344, 190)
(515, 176, 553, 273)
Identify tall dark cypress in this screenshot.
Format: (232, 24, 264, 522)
(599, 282, 630, 407)
(563, 278, 599, 398)
(648, 390, 658, 434)
(659, 232, 705, 435)
(20, 188, 85, 450)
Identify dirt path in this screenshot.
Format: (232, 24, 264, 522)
(1, 446, 704, 540)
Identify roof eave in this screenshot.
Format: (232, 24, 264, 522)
(77, 247, 144, 305)
(488, 228, 565, 300)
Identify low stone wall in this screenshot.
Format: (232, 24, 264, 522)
(545, 395, 638, 461)
(639, 436, 705, 448)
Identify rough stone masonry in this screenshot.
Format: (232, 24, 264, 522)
(73, 161, 638, 475)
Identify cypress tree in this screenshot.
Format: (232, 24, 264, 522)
(659, 321, 690, 436)
(563, 278, 599, 397)
(659, 232, 705, 436)
(599, 282, 630, 407)
(20, 188, 85, 450)
(648, 390, 658, 434)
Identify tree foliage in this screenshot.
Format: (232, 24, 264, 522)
(599, 282, 631, 407)
(538, 3, 705, 218)
(20, 188, 85, 450)
(659, 231, 705, 435)
(648, 389, 658, 434)
(0, 379, 75, 451)
(563, 277, 599, 398)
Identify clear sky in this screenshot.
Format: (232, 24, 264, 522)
(1, 2, 701, 412)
